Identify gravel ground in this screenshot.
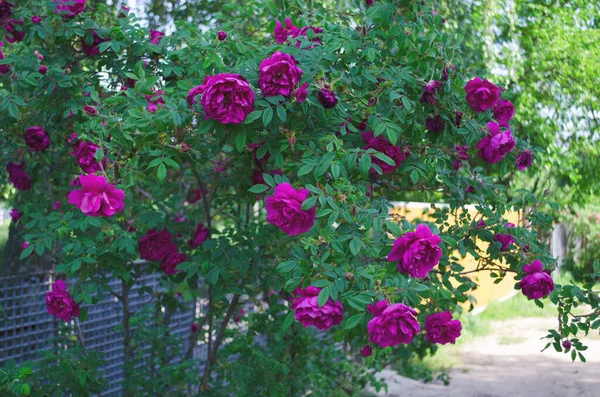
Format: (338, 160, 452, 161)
(366, 317, 600, 397)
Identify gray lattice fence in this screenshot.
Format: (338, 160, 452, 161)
(0, 272, 197, 396)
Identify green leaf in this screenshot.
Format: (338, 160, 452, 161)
(147, 157, 162, 168)
(277, 260, 297, 273)
(344, 313, 364, 330)
(234, 130, 246, 153)
(244, 110, 263, 124)
(20, 244, 34, 260)
(248, 184, 269, 193)
(262, 107, 274, 126)
(282, 311, 294, 331)
(317, 286, 330, 307)
(301, 196, 317, 210)
(349, 238, 361, 256)
(157, 163, 167, 181)
(276, 106, 287, 122)
(297, 164, 315, 177)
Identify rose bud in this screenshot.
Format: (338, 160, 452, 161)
(217, 30, 227, 41)
(83, 105, 97, 116)
(38, 65, 47, 74)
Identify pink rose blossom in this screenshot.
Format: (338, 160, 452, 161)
(294, 26, 323, 48)
(360, 345, 373, 357)
(22, 242, 29, 250)
(54, 0, 86, 18)
(139, 228, 175, 261)
(520, 260, 554, 300)
(493, 99, 515, 127)
(145, 90, 164, 113)
(188, 224, 209, 247)
(186, 85, 203, 106)
(465, 77, 501, 112)
(0, 2, 15, 24)
(4, 19, 24, 43)
(10, 208, 21, 221)
(161, 249, 187, 275)
(425, 115, 445, 133)
(192, 73, 255, 124)
(24, 126, 50, 152)
(258, 52, 303, 97)
(273, 18, 300, 44)
(266, 183, 316, 236)
(494, 223, 515, 251)
(81, 30, 109, 57)
(420, 80, 443, 105)
(387, 224, 442, 278)
(516, 150, 532, 171)
(477, 121, 515, 164)
(291, 286, 344, 331)
(76, 141, 105, 173)
(362, 131, 405, 174)
(294, 82, 309, 102)
(46, 280, 80, 321)
(32, 16, 42, 24)
(217, 30, 227, 41)
(318, 87, 338, 109)
(149, 30, 165, 44)
(7, 162, 31, 191)
(367, 300, 420, 348)
(68, 174, 125, 217)
(424, 311, 462, 344)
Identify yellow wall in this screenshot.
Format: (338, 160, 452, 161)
(390, 202, 519, 310)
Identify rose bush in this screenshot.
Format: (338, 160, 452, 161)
(0, 0, 596, 395)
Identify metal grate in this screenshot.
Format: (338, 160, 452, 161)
(0, 272, 197, 397)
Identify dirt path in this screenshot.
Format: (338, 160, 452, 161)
(367, 318, 600, 397)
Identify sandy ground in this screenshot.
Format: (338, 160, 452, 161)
(367, 317, 600, 397)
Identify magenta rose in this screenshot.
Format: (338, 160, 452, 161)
(251, 169, 282, 186)
(10, 208, 21, 221)
(68, 174, 125, 217)
(387, 224, 442, 278)
(424, 311, 462, 344)
(193, 73, 255, 124)
(186, 85, 203, 107)
(46, 280, 80, 322)
(295, 26, 323, 48)
(81, 30, 109, 57)
(520, 260, 554, 300)
(217, 30, 227, 41)
(425, 115, 445, 133)
(54, 0, 86, 18)
(188, 224, 209, 247)
(516, 150, 532, 171)
(266, 182, 316, 236)
(24, 126, 50, 152)
(7, 162, 31, 191)
(360, 345, 373, 357)
(318, 87, 338, 109)
(161, 249, 187, 275)
(362, 131, 405, 174)
(465, 77, 501, 112)
(476, 121, 516, 164)
(32, 16, 42, 24)
(0, 2, 15, 24)
(76, 141, 105, 173)
(494, 223, 515, 251)
(149, 30, 165, 44)
(295, 82, 309, 103)
(420, 80, 443, 105)
(145, 90, 165, 113)
(38, 65, 48, 75)
(0, 49, 10, 75)
(273, 18, 300, 44)
(291, 286, 344, 331)
(139, 228, 175, 261)
(258, 52, 303, 97)
(493, 99, 515, 127)
(367, 300, 420, 348)
(4, 19, 24, 43)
